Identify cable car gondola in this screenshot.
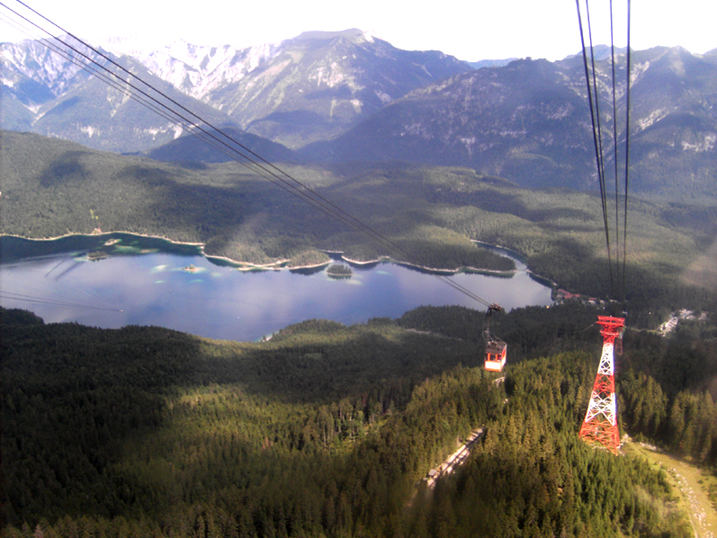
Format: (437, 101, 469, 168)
(483, 304, 507, 372)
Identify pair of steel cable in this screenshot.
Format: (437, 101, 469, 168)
(575, 0, 632, 303)
(0, 0, 496, 309)
(0, 290, 124, 312)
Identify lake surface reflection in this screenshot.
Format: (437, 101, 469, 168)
(0, 234, 553, 341)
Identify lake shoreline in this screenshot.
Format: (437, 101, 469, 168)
(0, 231, 530, 278)
(1, 232, 556, 341)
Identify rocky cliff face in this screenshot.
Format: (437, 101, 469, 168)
(2, 30, 471, 151)
(133, 30, 472, 148)
(301, 47, 717, 195)
(1, 39, 239, 152)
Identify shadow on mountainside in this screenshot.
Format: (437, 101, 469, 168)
(1, 309, 477, 523)
(39, 151, 91, 187)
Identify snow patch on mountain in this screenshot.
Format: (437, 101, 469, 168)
(630, 60, 651, 84)
(312, 61, 361, 90)
(1, 39, 85, 97)
(80, 125, 100, 138)
(139, 125, 180, 140)
(682, 133, 716, 152)
(126, 41, 278, 101)
(106, 86, 132, 117)
(638, 108, 668, 130)
(375, 89, 392, 104)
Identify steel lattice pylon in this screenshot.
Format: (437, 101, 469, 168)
(579, 315, 625, 454)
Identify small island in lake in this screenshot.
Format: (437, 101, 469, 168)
(182, 264, 202, 273)
(87, 251, 108, 262)
(327, 263, 352, 279)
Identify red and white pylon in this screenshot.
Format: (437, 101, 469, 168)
(579, 315, 625, 454)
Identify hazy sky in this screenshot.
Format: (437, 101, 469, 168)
(1, 0, 715, 61)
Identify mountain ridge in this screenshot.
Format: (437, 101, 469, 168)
(1, 30, 473, 150)
(2, 35, 716, 197)
(1, 41, 245, 152)
(300, 46, 717, 196)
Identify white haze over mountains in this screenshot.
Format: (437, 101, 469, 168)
(112, 40, 278, 102)
(103, 29, 386, 105)
(1, 0, 714, 63)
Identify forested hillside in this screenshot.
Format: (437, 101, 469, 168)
(3, 130, 715, 313)
(399, 304, 717, 464)
(0, 131, 513, 273)
(2, 302, 715, 536)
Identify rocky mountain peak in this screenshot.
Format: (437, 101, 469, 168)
(1, 38, 86, 101)
(291, 29, 374, 45)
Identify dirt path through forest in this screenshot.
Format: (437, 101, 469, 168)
(628, 441, 717, 538)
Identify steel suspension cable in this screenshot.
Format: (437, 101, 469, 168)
(1, 5, 325, 194)
(16, 24, 383, 237)
(609, 0, 621, 294)
(622, 0, 632, 304)
(0, 291, 124, 312)
(22, 35, 201, 136)
(1, 0, 497, 309)
(576, 0, 615, 297)
(8, 0, 445, 264)
(585, 1, 615, 296)
(1, 2, 404, 258)
(10, 0, 409, 259)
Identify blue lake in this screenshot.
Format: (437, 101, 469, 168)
(0, 234, 553, 341)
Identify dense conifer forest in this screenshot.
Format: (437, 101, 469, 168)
(2, 301, 715, 536)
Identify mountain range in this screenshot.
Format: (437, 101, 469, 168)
(131, 30, 473, 148)
(303, 46, 717, 195)
(1, 30, 471, 151)
(2, 31, 716, 197)
(0, 38, 235, 153)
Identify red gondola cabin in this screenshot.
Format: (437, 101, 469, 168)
(484, 339, 507, 372)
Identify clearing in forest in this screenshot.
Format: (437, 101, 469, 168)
(626, 441, 717, 538)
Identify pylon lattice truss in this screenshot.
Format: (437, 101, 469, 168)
(579, 315, 625, 454)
